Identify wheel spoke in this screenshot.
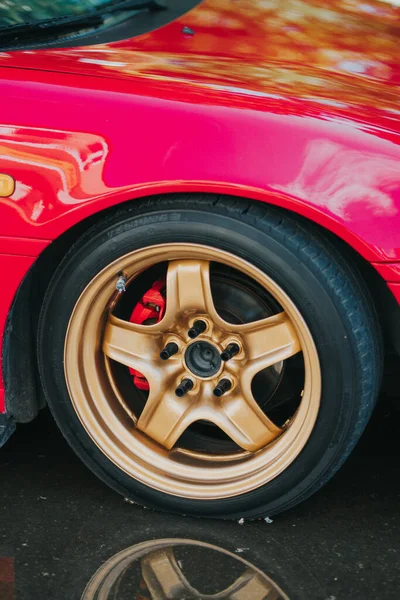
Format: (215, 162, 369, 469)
(102, 314, 161, 379)
(222, 570, 281, 600)
(141, 548, 194, 599)
(162, 259, 219, 326)
(136, 387, 196, 449)
(216, 393, 282, 452)
(142, 552, 280, 600)
(240, 312, 301, 373)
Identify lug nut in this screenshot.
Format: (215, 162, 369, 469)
(220, 343, 240, 361)
(175, 378, 194, 397)
(213, 379, 232, 397)
(160, 342, 179, 360)
(188, 320, 207, 339)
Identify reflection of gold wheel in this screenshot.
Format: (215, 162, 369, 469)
(65, 243, 321, 500)
(141, 547, 283, 600)
(81, 539, 289, 599)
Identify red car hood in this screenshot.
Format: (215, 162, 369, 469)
(1, 0, 400, 128)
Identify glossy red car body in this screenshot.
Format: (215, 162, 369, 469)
(1, 0, 400, 418)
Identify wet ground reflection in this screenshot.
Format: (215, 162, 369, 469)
(82, 539, 288, 599)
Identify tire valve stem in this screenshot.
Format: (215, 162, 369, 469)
(188, 320, 207, 339)
(160, 342, 179, 360)
(213, 379, 232, 397)
(116, 273, 127, 294)
(220, 343, 240, 361)
(175, 378, 194, 397)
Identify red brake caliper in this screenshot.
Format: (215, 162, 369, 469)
(128, 279, 166, 390)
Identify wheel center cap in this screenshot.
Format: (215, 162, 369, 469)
(185, 341, 221, 378)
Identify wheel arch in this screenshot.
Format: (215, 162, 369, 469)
(4, 192, 399, 423)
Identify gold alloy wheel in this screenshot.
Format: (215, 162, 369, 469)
(64, 244, 321, 500)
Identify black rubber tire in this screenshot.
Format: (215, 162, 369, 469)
(37, 195, 383, 520)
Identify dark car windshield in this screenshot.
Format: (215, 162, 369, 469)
(0, 0, 199, 51)
(0, 0, 174, 50)
(0, 1, 114, 27)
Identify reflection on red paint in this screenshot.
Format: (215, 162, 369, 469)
(276, 139, 400, 219)
(0, 125, 109, 223)
(1, 0, 400, 122)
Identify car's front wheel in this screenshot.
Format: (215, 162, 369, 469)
(38, 195, 382, 519)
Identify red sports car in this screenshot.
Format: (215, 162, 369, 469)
(0, 0, 399, 520)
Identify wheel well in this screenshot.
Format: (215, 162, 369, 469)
(4, 193, 399, 422)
